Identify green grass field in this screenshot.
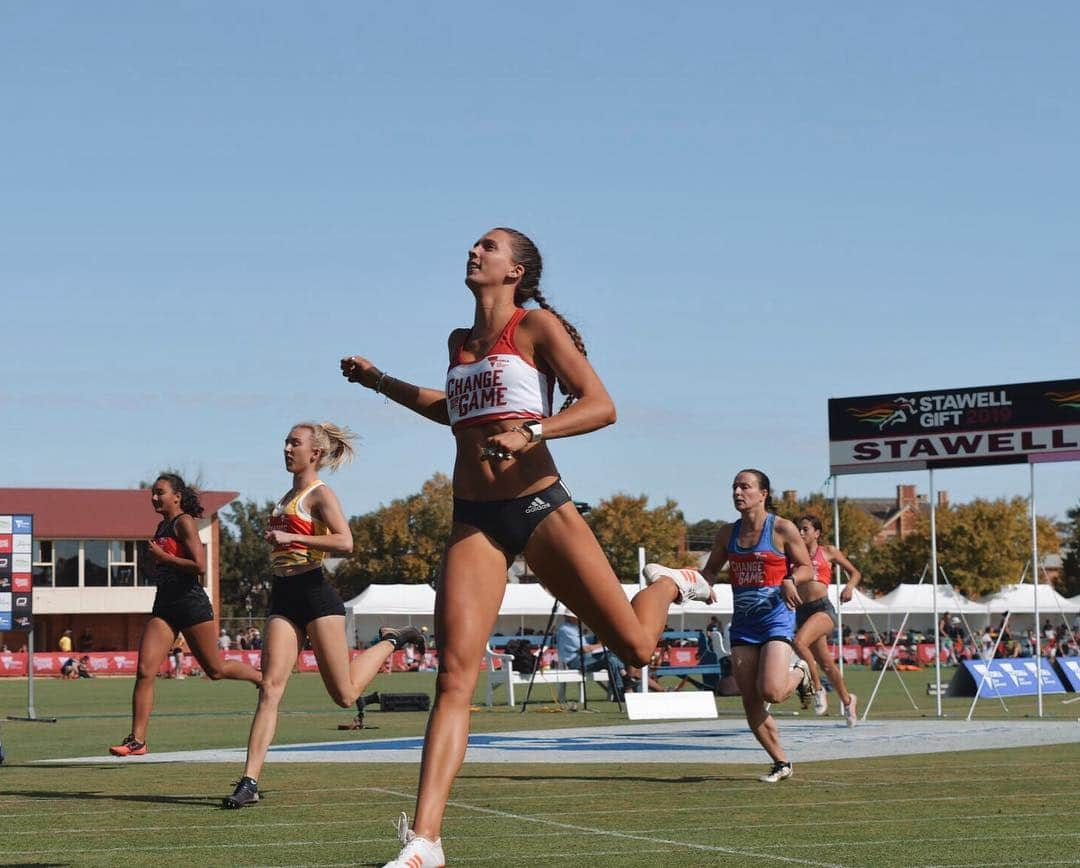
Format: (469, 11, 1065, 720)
(2, 669, 1078, 867)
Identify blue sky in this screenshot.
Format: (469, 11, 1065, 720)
(3, 3, 1078, 529)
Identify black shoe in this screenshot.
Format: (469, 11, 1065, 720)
(380, 626, 425, 655)
(222, 777, 260, 809)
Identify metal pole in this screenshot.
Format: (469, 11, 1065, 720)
(1031, 462, 1043, 717)
(833, 475, 844, 675)
(27, 629, 37, 720)
(638, 546, 648, 694)
(929, 469, 942, 717)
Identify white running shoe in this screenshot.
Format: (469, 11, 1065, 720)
(843, 693, 858, 727)
(793, 659, 813, 708)
(758, 761, 793, 783)
(384, 813, 445, 868)
(812, 687, 828, 716)
(643, 564, 715, 604)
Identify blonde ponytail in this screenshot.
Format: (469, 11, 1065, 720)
(296, 421, 357, 471)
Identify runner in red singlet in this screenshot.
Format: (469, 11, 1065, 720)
(792, 515, 862, 725)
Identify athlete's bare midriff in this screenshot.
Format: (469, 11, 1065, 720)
(800, 581, 829, 603)
(452, 419, 560, 501)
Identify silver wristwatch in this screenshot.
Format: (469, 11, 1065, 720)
(522, 420, 543, 443)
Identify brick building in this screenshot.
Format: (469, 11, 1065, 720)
(0, 487, 236, 652)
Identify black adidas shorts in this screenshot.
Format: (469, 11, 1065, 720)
(453, 478, 573, 557)
(268, 567, 346, 629)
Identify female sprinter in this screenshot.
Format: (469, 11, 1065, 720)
(647, 470, 814, 783)
(793, 515, 861, 725)
(109, 473, 262, 757)
(341, 227, 713, 867)
(222, 422, 423, 808)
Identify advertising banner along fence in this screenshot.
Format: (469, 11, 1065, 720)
(948, 658, 1066, 698)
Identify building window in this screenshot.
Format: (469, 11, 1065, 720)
(110, 540, 137, 587)
(33, 540, 53, 588)
(54, 540, 80, 587)
(30, 539, 143, 588)
(84, 540, 109, 587)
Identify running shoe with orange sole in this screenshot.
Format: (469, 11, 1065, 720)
(109, 734, 147, 757)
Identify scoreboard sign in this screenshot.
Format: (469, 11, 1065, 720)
(0, 514, 33, 631)
(829, 378, 1080, 475)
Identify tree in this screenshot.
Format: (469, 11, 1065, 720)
(1060, 502, 1080, 597)
(859, 497, 1060, 597)
(685, 519, 721, 551)
(335, 473, 453, 598)
(774, 492, 881, 562)
(218, 499, 276, 619)
(586, 493, 697, 581)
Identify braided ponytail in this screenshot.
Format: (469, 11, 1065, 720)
(497, 226, 587, 411)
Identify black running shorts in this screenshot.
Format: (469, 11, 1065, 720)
(151, 583, 215, 633)
(452, 478, 573, 557)
(268, 567, 346, 629)
(795, 597, 838, 631)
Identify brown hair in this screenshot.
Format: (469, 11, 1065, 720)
(156, 472, 204, 518)
(737, 468, 774, 512)
(496, 226, 587, 411)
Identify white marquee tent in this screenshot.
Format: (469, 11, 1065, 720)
(979, 583, 1080, 615)
(345, 581, 907, 645)
(877, 583, 988, 615)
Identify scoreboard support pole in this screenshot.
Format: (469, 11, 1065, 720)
(6, 631, 57, 724)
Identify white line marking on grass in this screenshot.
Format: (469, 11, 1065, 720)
(3, 786, 1077, 826)
(366, 787, 844, 868)
(264, 849, 678, 868)
(514, 788, 1079, 818)
(4, 838, 391, 858)
(917, 860, 1080, 867)
(4, 818, 390, 837)
(754, 831, 1080, 850)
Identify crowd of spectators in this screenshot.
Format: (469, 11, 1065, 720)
(218, 626, 263, 651)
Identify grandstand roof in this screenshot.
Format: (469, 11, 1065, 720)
(0, 488, 238, 538)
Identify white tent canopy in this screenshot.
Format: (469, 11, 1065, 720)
(346, 583, 436, 615)
(826, 584, 892, 616)
(344, 583, 437, 646)
(877, 583, 987, 615)
(979, 583, 1080, 615)
(347, 580, 1080, 647)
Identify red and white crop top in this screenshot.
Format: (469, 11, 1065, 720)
(445, 308, 554, 433)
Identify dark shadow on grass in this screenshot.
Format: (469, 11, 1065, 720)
(5, 862, 68, 867)
(459, 772, 741, 784)
(0, 787, 224, 807)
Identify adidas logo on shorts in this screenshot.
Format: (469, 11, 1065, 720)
(524, 496, 550, 514)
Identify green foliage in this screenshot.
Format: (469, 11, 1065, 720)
(860, 497, 1059, 597)
(335, 473, 453, 598)
(1060, 501, 1080, 597)
(773, 492, 881, 559)
(586, 493, 696, 581)
(218, 499, 276, 619)
(685, 518, 721, 551)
